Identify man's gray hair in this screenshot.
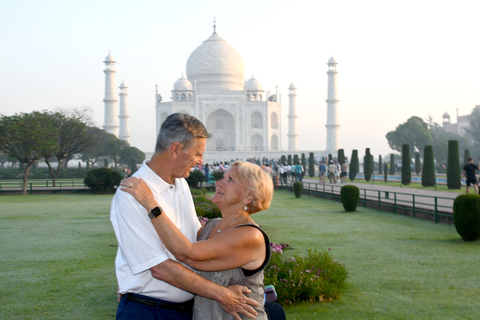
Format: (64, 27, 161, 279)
(155, 113, 211, 153)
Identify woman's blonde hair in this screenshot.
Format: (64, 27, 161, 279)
(230, 161, 274, 214)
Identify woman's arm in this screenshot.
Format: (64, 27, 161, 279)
(120, 177, 265, 272)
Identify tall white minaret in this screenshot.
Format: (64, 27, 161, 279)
(326, 57, 340, 155)
(118, 80, 130, 142)
(103, 52, 119, 136)
(288, 82, 298, 151)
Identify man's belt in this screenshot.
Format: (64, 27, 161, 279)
(124, 293, 194, 312)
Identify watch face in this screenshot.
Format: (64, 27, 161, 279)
(150, 207, 162, 218)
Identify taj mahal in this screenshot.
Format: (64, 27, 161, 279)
(103, 25, 340, 163)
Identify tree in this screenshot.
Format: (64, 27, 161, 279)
(378, 155, 383, 175)
(465, 105, 480, 144)
(401, 144, 411, 185)
(0, 111, 58, 194)
(103, 134, 129, 168)
(464, 149, 470, 165)
(447, 140, 461, 189)
(422, 145, 435, 187)
(364, 148, 372, 182)
(414, 152, 421, 176)
(389, 154, 395, 175)
(119, 145, 145, 168)
(293, 154, 299, 165)
(287, 155, 292, 166)
(44, 112, 94, 186)
(308, 152, 315, 177)
(80, 126, 110, 167)
(386, 116, 432, 155)
(301, 153, 306, 173)
(349, 150, 359, 181)
(338, 149, 345, 165)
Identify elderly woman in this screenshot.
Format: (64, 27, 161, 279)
(121, 161, 274, 320)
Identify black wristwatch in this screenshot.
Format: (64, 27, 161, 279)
(148, 207, 162, 219)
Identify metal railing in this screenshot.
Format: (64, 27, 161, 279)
(277, 180, 455, 224)
(0, 180, 87, 194)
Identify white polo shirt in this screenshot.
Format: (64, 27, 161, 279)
(110, 160, 201, 302)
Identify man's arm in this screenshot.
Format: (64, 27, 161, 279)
(151, 259, 258, 320)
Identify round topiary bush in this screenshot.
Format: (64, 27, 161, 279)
(341, 185, 360, 212)
(293, 182, 303, 198)
(453, 194, 480, 241)
(84, 167, 123, 194)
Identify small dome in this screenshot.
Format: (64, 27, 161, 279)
(119, 80, 127, 88)
(174, 76, 193, 91)
(328, 56, 337, 64)
(246, 76, 263, 91)
(289, 82, 296, 90)
(443, 111, 450, 118)
(104, 52, 115, 62)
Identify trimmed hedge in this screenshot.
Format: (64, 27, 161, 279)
(83, 167, 123, 194)
(401, 145, 411, 185)
(453, 194, 480, 241)
(422, 145, 435, 187)
(341, 185, 359, 212)
(447, 140, 461, 189)
(293, 182, 303, 198)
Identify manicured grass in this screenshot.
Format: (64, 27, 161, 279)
(1, 191, 479, 319)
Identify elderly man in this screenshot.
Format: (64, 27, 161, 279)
(111, 113, 258, 320)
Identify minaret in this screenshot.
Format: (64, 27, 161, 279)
(326, 57, 340, 155)
(103, 52, 119, 136)
(288, 82, 298, 151)
(118, 80, 130, 142)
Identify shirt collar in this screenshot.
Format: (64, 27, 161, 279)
(136, 160, 186, 196)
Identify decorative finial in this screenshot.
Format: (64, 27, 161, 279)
(213, 16, 216, 33)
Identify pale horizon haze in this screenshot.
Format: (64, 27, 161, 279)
(1, 0, 479, 160)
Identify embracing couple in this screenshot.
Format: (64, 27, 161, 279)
(110, 113, 276, 320)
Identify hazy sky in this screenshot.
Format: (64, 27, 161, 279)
(1, 0, 479, 159)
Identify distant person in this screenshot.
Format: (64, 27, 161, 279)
(204, 163, 210, 183)
(328, 161, 336, 183)
(341, 161, 348, 183)
(319, 162, 326, 184)
(463, 157, 479, 194)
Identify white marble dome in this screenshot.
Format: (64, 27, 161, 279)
(246, 76, 263, 91)
(173, 76, 193, 91)
(328, 56, 337, 64)
(104, 53, 115, 62)
(186, 32, 245, 91)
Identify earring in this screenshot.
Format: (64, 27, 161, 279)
(244, 205, 247, 211)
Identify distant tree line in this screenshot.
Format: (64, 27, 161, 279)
(0, 108, 145, 194)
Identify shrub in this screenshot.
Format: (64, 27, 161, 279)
(190, 188, 203, 196)
(453, 194, 480, 241)
(308, 152, 315, 177)
(378, 155, 382, 175)
(422, 145, 435, 187)
(83, 167, 123, 194)
(447, 140, 461, 189)
(186, 170, 204, 188)
(192, 194, 221, 219)
(415, 152, 421, 176)
(364, 148, 372, 182)
(349, 150, 359, 181)
(401, 145, 411, 185)
(211, 170, 224, 181)
(287, 155, 292, 166)
(340, 185, 360, 212)
(389, 154, 395, 175)
(338, 149, 345, 165)
(293, 182, 303, 198)
(200, 187, 207, 195)
(264, 249, 348, 305)
(383, 162, 388, 183)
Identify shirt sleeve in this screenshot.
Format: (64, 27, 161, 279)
(114, 194, 170, 275)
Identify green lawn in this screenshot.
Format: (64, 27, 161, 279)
(1, 191, 479, 319)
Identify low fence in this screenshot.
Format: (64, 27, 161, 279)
(277, 180, 456, 224)
(0, 180, 88, 194)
